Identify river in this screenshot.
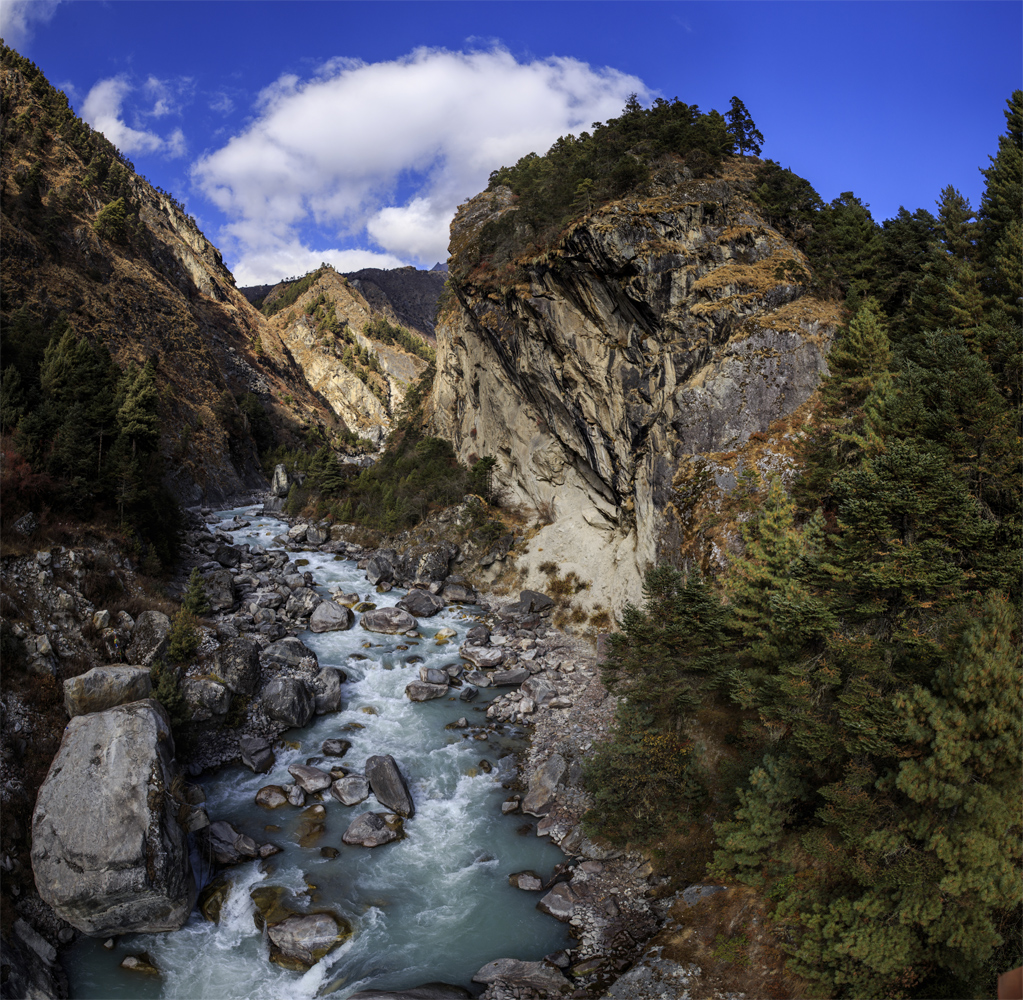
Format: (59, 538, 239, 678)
(64, 506, 571, 998)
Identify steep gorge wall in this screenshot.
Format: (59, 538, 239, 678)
(431, 162, 839, 610)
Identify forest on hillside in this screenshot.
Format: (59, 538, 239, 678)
(583, 91, 1022, 1000)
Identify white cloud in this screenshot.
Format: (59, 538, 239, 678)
(0, 0, 60, 50)
(230, 239, 407, 287)
(192, 45, 648, 277)
(81, 76, 188, 158)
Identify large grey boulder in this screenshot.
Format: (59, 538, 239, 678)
(261, 677, 315, 727)
(30, 700, 194, 935)
(205, 569, 236, 612)
(490, 667, 530, 686)
(214, 638, 261, 694)
(311, 667, 344, 714)
(365, 754, 415, 817)
(63, 666, 151, 717)
(395, 590, 446, 618)
(459, 644, 505, 669)
(124, 611, 171, 667)
(472, 959, 569, 993)
(181, 677, 231, 721)
(396, 542, 459, 586)
(330, 774, 370, 806)
(503, 590, 554, 615)
(341, 812, 404, 848)
(365, 553, 395, 586)
(260, 637, 317, 669)
(284, 588, 321, 619)
(287, 764, 332, 793)
(522, 753, 568, 816)
(206, 820, 259, 865)
(271, 463, 291, 497)
(309, 601, 354, 633)
(361, 607, 416, 634)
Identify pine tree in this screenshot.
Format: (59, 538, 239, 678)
(181, 567, 211, 616)
(725, 96, 764, 157)
(116, 359, 160, 457)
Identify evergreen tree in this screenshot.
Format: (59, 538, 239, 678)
(116, 359, 160, 457)
(181, 567, 211, 616)
(725, 96, 764, 157)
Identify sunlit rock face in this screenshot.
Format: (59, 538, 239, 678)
(431, 163, 839, 610)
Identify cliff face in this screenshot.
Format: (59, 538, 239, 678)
(0, 49, 341, 503)
(261, 268, 432, 444)
(431, 161, 840, 610)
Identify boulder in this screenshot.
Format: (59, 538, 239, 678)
(284, 588, 321, 619)
(490, 667, 530, 686)
(240, 735, 275, 773)
(503, 590, 555, 615)
(204, 569, 236, 612)
(405, 681, 449, 702)
(418, 667, 449, 685)
(267, 912, 350, 971)
(63, 666, 152, 717)
(459, 644, 505, 669)
(365, 754, 415, 817)
(508, 871, 544, 891)
(271, 463, 291, 497)
(214, 638, 261, 695)
(261, 677, 315, 728)
(309, 601, 354, 633)
(287, 764, 332, 794)
(365, 554, 395, 586)
(260, 636, 317, 668)
(255, 785, 289, 809)
(395, 590, 446, 618)
(321, 739, 351, 757)
(472, 959, 569, 992)
(522, 675, 557, 707)
(465, 624, 490, 645)
(330, 774, 370, 806)
(537, 883, 578, 921)
(305, 525, 329, 545)
(440, 578, 476, 604)
(181, 677, 231, 721)
(522, 753, 567, 816)
(396, 542, 459, 586)
(311, 667, 344, 714)
(341, 812, 404, 848)
(215, 544, 241, 568)
(30, 700, 194, 935)
(361, 607, 416, 634)
(124, 611, 172, 667)
(206, 820, 259, 864)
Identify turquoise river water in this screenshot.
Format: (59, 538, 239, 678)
(64, 506, 571, 998)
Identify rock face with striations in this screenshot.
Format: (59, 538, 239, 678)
(30, 700, 194, 935)
(431, 162, 839, 610)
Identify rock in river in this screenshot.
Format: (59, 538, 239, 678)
(31, 700, 194, 935)
(472, 958, 569, 993)
(395, 590, 446, 618)
(261, 676, 315, 728)
(287, 764, 332, 793)
(330, 774, 370, 806)
(405, 680, 449, 702)
(361, 607, 417, 634)
(342, 812, 404, 848)
(309, 601, 354, 633)
(365, 754, 415, 817)
(267, 912, 351, 971)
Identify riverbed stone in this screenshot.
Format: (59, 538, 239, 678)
(365, 755, 415, 817)
(321, 739, 352, 757)
(347, 986, 473, 999)
(459, 644, 505, 669)
(214, 637, 261, 695)
(205, 569, 236, 612)
(240, 735, 275, 773)
(490, 667, 530, 686)
(471, 958, 569, 992)
(207, 820, 259, 864)
(62, 665, 152, 717)
(31, 700, 194, 935)
(522, 753, 567, 816)
(287, 764, 332, 794)
(537, 882, 578, 921)
(260, 636, 318, 669)
(255, 785, 289, 809)
(361, 607, 417, 634)
(311, 667, 344, 714)
(508, 870, 544, 891)
(341, 812, 404, 847)
(365, 554, 395, 586)
(267, 912, 351, 971)
(124, 611, 172, 667)
(330, 774, 370, 806)
(395, 590, 446, 618)
(309, 601, 355, 633)
(418, 667, 449, 685)
(261, 677, 315, 727)
(405, 681, 449, 702)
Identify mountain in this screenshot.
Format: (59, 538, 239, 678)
(0, 44, 341, 508)
(430, 158, 840, 610)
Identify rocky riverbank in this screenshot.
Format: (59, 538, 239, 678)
(1, 491, 743, 1000)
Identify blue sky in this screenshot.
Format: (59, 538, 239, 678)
(4, 1, 1020, 285)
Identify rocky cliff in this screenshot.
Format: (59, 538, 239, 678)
(430, 160, 841, 611)
(0, 47, 341, 504)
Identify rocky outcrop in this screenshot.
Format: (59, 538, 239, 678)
(431, 163, 838, 610)
(62, 665, 152, 717)
(30, 700, 194, 935)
